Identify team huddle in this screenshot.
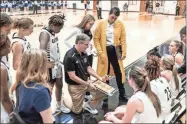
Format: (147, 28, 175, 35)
(0, 6, 186, 124)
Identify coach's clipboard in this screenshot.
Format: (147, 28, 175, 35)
(93, 80, 118, 96)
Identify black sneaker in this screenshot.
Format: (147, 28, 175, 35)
(119, 95, 129, 102)
(103, 97, 108, 103)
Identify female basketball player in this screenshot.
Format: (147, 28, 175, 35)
(145, 56, 172, 120)
(100, 66, 161, 123)
(0, 34, 13, 123)
(0, 13, 13, 82)
(11, 18, 34, 70)
(39, 14, 70, 113)
(160, 55, 181, 100)
(0, 13, 12, 35)
(169, 40, 184, 68)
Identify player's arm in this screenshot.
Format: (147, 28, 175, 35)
(12, 42, 23, 70)
(39, 32, 50, 50)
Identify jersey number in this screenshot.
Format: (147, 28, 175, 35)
(57, 43, 59, 53)
(164, 87, 171, 101)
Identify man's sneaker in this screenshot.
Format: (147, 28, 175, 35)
(56, 104, 71, 113)
(83, 102, 98, 115)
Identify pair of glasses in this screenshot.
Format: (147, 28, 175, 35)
(80, 42, 89, 47)
(82, 43, 89, 47)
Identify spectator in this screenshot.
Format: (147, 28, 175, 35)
(96, 0, 102, 19)
(176, 3, 180, 16)
(123, 3, 128, 13)
(33, 0, 38, 14)
(155, 2, 160, 14)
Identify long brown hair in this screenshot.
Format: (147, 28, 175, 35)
(76, 14, 95, 29)
(15, 49, 50, 90)
(0, 33, 10, 57)
(145, 56, 160, 81)
(0, 13, 12, 28)
(129, 66, 161, 117)
(161, 55, 179, 90)
(0, 33, 9, 49)
(13, 18, 34, 29)
(171, 40, 183, 54)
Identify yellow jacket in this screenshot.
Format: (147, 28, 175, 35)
(94, 19, 126, 83)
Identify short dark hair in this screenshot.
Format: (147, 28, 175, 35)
(49, 14, 65, 26)
(180, 26, 186, 35)
(109, 7, 120, 16)
(147, 46, 161, 59)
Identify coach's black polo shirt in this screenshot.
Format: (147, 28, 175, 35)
(63, 46, 90, 85)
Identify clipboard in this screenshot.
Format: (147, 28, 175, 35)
(93, 80, 118, 96)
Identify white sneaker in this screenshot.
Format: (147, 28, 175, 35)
(83, 102, 98, 115)
(85, 95, 92, 100)
(56, 104, 71, 113)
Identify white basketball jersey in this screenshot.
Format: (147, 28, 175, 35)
(150, 77, 172, 120)
(131, 91, 161, 123)
(40, 28, 60, 62)
(1, 56, 10, 69)
(1, 62, 11, 89)
(1, 62, 11, 123)
(11, 33, 31, 53)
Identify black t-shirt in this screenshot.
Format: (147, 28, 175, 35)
(63, 47, 90, 85)
(83, 30, 92, 40)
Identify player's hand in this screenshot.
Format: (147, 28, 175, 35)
(48, 61, 55, 68)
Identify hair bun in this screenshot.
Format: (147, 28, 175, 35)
(59, 14, 66, 21)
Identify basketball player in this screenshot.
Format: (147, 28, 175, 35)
(100, 66, 161, 123)
(0, 13, 13, 69)
(9, 18, 34, 95)
(0, 34, 13, 123)
(11, 18, 34, 70)
(145, 56, 172, 120)
(39, 14, 70, 113)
